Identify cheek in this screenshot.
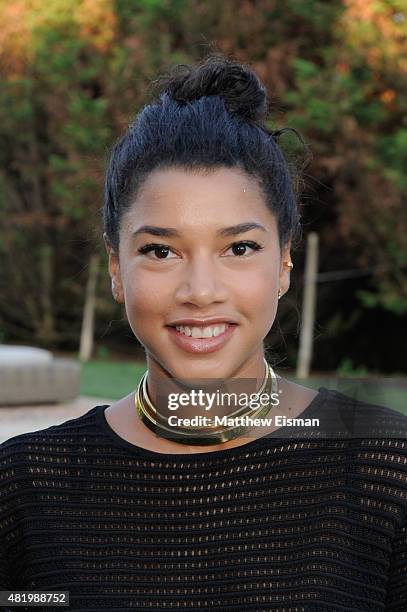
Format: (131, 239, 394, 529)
(121, 274, 165, 357)
(239, 273, 278, 324)
(237, 266, 279, 321)
(122, 273, 167, 342)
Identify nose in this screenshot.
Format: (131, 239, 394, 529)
(174, 255, 228, 307)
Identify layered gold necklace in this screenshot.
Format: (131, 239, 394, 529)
(134, 358, 278, 445)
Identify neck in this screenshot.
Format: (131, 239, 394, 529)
(145, 353, 267, 416)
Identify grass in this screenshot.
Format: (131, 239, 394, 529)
(79, 359, 407, 415)
(79, 359, 146, 400)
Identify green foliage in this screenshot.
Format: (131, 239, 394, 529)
(336, 358, 370, 377)
(357, 289, 407, 316)
(0, 0, 406, 373)
(323, 310, 362, 338)
(376, 129, 407, 191)
(96, 345, 110, 360)
(287, 0, 342, 27)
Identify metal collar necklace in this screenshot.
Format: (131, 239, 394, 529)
(134, 358, 278, 445)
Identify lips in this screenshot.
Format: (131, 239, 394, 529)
(167, 317, 238, 327)
(167, 323, 237, 354)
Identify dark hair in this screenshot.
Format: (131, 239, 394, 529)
(103, 53, 305, 253)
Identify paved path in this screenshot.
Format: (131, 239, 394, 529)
(0, 396, 112, 444)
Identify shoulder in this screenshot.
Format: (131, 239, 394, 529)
(320, 386, 407, 498)
(0, 404, 108, 465)
(0, 405, 109, 527)
(317, 385, 407, 439)
(315, 387, 407, 487)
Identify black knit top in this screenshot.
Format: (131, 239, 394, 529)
(1, 386, 406, 611)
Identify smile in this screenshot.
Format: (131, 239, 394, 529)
(167, 323, 237, 354)
(175, 323, 228, 338)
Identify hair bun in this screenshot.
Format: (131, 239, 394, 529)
(153, 53, 268, 123)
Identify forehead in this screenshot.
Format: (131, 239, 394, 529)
(137, 165, 263, 199)
(122, 165, 276, 230)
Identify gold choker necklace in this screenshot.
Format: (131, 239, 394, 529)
(134, 358, 278, 445)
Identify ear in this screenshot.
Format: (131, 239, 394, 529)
(278, 240, 293, 300)
(103, 233, 125, 304)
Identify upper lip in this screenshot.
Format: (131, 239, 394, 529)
(167, 317, 238, 327)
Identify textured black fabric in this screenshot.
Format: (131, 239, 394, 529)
(0, 386, 406, 611)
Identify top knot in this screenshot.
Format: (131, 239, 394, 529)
(152, 53, 269, 123)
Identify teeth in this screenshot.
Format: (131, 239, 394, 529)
(175, 324, 228, 338)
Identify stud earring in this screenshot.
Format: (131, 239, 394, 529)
(112, 280, 119, 302)
(278, 288, 282, 300)
(285, 261, 294, 269)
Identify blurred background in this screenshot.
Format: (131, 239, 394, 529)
(0, 0, 406, 436)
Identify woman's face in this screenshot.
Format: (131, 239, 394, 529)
(105, 166, 292, 382)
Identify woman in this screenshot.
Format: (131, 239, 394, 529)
(1, 54, 406, 611)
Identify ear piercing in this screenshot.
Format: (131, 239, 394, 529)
(278, 261, 293, 300)
(112, 280, 120, 302)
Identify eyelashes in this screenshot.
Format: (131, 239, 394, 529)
(137, 240, 264, 260)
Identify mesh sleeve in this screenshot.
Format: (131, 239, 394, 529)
(0, 542, 11, 590)
(0, 442, 13, 592)
(385, 513, 407, 610)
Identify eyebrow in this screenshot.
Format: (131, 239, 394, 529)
(131, 222, 268, 239)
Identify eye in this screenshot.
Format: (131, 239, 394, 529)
(137, 243, 178, 260)
(223, 240, 264, 257)
(137, 240, 264, 260)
